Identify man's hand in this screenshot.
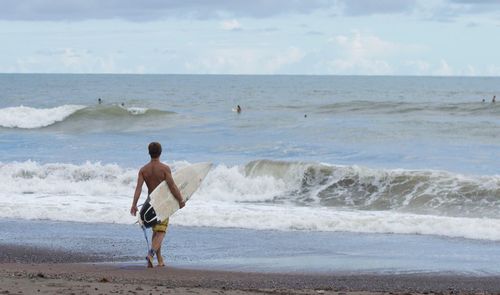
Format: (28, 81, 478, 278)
(130, 205, 138, 216)
(179, 200, 186, 209)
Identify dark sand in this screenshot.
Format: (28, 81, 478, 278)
(2, 244, 500, 294)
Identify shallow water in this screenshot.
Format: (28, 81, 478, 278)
(2, 219, 500, 275)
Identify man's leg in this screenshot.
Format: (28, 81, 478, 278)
(148, 231, 165, 267)
(147, 219, 168, 268)
(146, 231, 158, 268)
(151, 231, 165, 251)
(155, 233, 165, 267)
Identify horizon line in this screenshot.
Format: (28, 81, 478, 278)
(0, 72, 499, 78)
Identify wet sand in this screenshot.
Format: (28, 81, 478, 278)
(2, 244, 500, 294)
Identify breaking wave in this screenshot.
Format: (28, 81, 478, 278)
(0, 105, 174, 129)
(1, 160, 499, 240)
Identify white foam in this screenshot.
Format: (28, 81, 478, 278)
(1, 160, 500, 241)
(0, 160, 139, 224)
(0, 160, 195, 225)
(0, 105, 86, 128)
(173, 201, 500, 241)
(195, 164, 290, 202)
(125, 107, 149, 115)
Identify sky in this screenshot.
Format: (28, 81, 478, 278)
(0, 0, 499, 76)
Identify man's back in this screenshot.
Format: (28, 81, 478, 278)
(140, 161, 170, 194)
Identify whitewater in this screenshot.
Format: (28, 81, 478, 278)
(1, 159, 499, 241)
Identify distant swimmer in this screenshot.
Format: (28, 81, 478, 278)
(304, 114, 307, 118)
(98, 98, 102, 104)
(482, 99, 486, 103)
(121, 102, 125, 107)
(493, 96, 496, 103)
(236, 105, 242, 113)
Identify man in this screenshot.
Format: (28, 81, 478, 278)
(130, 142, 185, 268)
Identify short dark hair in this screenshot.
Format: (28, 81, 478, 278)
(148, 142, 162, 158)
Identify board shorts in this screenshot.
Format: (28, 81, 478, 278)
(152, 218, 169, 233)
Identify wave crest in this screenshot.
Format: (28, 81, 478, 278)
(1, 160, 500, 240)
(197, 160, 500, 218)
(0, 105, 86, 128)
(0, 104, 174, 129)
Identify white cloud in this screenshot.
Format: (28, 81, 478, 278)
(326, 31, 425, 75)
(339, 0, 417, 16)
(15, 56, 43, 73)
(185, 48, 260, 74)
(220, 19, 242, 31)
(4, 48, 136, 73)
(433, 59, 454, 76)
(184, 47, 305, 74)
(265, 47, 305, 73)
(405, 60, 431, 74)
(0, 0, 333, 21)
(328, 58, 393, 75)
(60, 48, 87, 68)
(485, 64, 500, 76)
(332, 31, 425, 58)
(463, 64, 477, 76)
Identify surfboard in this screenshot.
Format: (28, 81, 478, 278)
(139, 162, 212, 226)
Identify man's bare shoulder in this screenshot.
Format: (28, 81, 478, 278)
(159, 162, 172, 173)
(139, 163, 151, 171)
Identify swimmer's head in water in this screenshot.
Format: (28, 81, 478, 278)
(148, 142, 162, 159)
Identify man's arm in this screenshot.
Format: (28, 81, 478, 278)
(130, 170, 144, 216)
(165, 166, 185, 209)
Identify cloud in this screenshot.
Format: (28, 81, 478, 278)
(265, 47, 305, 73)
(220, 19, 241, 31)
(305, 30, 324, 36)
(433, 59, 454, 76)
(325, 31, 427, 75)
(5, 47, 148, 73)
(184, 46, 305, 74)
(339, 0, 417, 16)
(2, 0, 500, 22)
(425, 0, 500, 22)
(486, 64, 500, 76)
(0, 0, 333, 21)
(404, 60, 431, 74)
(331, 31, 426, 58)
(450, 0, 500, 5)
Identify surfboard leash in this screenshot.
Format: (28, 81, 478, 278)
(136, 203, 150, 252)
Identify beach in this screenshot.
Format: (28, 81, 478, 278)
(1, 74, 499, 294)
(3, 246, 500, 295)
(3, 220, 500, 294)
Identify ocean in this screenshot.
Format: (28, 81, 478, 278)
(1, 74, 499, 273)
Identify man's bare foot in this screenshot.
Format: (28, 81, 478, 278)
(146, 255, 154, 268)
(157, 255, 165, 267)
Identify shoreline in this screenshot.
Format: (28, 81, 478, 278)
(3, 262, 500, 294)
(2, 245, 500, 294)
(3, 219, 500, 275)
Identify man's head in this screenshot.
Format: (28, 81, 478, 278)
(148, 142, 162, 159)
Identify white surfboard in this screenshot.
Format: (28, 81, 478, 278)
(148, 162, 212, 221)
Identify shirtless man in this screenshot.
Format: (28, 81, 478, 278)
(130, 142, 185, 268)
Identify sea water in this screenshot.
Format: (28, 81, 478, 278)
(0, 74, 499, 272)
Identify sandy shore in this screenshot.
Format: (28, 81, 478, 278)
(3, 262, 500, 295)
(2, 244, 500, 294)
